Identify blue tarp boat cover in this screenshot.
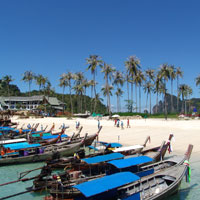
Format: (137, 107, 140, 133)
(42, 135, 68, 140)
(98, 141, 122, 148)
(9, 143, 41, 150)
(14, 129, 32, 133)
(0, 127, 14, 131)
(73, 172, 140, 198)
(88, 145, 99, 151)
(31, 133, 51, 137)
(3, 142, 41, 150)
(108, 156, 153, 169)
(82, 153, 124, 164)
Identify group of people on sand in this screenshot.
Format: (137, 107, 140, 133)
(114, 118, 131, 129)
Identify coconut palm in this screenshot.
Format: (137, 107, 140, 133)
(35, 74, 47, 92)
(195, 75, 200, 88)
(125, 55, 141, 112)
(2, 75, 13, 97)
(66, 72, 74, 114)
(154, 73, 163, 113)
(88, 79, 96, 113)
(176, 67, 183, 113)
(86, 55, 103, 112)
(178, 84, 192, 114)
(113, 71, 124, 111)
(22, 70, 35, 96)
(74, 72, 84, 113)
(145, 69, 155, 82)
(125, 73, 130, 103)
(158, 64, 170, 118)
(143, 82, 154, 114)
(135, 70, 146, 113)
(115, 88, 124, 112)
(82, 78, 90, 112)
(101, 84, 113, 115)
(169, 65, 176, 113)
(59, 73, 67, 112)
(101, 63, 116, 115)
(73, 84, 84, 113)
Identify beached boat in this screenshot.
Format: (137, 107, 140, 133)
(0, 140, 83, 165)
(44, 143, 192, 199)
(64, 145, 192, 200)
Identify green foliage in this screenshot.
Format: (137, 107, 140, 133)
(0, 79, 21, 96)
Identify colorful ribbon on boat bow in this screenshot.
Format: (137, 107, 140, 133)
(184, 160, 191, 182)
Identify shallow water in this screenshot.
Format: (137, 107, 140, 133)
(0, 154, 199, 200)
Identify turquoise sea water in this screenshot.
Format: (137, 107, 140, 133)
(0, 153, 200, 200)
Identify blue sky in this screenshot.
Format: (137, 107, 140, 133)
(0, 0, 200, 111)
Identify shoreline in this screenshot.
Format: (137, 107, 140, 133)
(10, 116, 199, 155)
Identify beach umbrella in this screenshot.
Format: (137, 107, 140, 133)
(112, 114, 120, 118)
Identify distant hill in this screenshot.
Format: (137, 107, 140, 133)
(153, 93, 200, 113)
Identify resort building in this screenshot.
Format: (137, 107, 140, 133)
(0, 95, 64, 111)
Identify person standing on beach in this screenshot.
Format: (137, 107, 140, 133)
(121, 120, 124, 129)
(114, 119, 117, 126)
(98, 119, 100, 130)
(127, 118, 131, 128)
(117, 119, 120, 127)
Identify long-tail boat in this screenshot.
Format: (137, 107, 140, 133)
(33, 135, 176, 193)
(0, 139, 83, 165)
(49, 144, 192, 200)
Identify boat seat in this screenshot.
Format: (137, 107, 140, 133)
(162, 175, 176, 182)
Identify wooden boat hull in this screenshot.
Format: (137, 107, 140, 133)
(0, 142, 82, 165)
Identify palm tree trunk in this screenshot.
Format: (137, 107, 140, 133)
(93, 72, 96, 112)
(131, 81, 133, 112)
(135, 84, 137, 112)
(171, 79, 174, 113)
(146, 93, 148, 112)
(127, 80, 129, 102)
(139, 85, 141, 113)
(84, 87, 87, 112)
(29, 81, 31, 97)
(90, 86, 93, 113)
(62, 87, 65, 113)
(177, 77, 179, 113)
(70, 87, 73, 114)
(156, 92, 158, 113)
(149, 92, 151, 115)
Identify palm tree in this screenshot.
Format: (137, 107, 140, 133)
(82, 78, 90, 112)
(73, 84, 84, 113)
(101, 84, 114, 115)
(115, 88, 124, 112)
(101, 63, 116, 115)
(74, 72, 84, 113)
(22, 70, 35, 96)
(195, 75, 200, 88)
(59, 73, 67, 112)
(145, 69, 155, 82)
(158, 64, 170, 118)
(176, 67, 183, 113)
(135, 70, 146, 113)
(2, 75, 13, 110)
(2, 75, 13, 97)
(178, 84, 192, 114)
(86, 55, 103, 112)
(66, 72, 74, 114)
(169, 65, 176, 113)
(125, 55, 141, 112)
(125, 73, 130, 104)
(154, 73, 163, 113)
(35, 74, 46, 91)
(113, 71, 124, 111)
(88, 79, 96, 113)
(143, 82, 154, 114)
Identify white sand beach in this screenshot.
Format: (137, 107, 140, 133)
(11, 116, 200, 156)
